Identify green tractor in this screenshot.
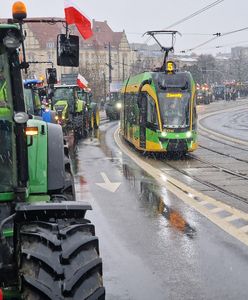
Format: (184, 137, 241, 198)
(53, 81, 100, 138)
(78, 87, 100, 131)
(53, 84, 90, 138)
(0, 3, 104, 300)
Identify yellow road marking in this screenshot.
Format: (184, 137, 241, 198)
(210, 207, 224, 213)
(224, 215, 240, 222)
(240, 225, 248, 233)
(115, 128, 248, 247)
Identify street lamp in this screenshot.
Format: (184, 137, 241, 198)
(102, 72, 107, 103)
(105, 42, 114, 94)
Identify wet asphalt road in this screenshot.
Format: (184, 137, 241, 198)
(199, 99, 248, 141)
(70, 111, 248, 300)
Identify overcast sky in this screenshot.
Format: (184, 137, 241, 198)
(1, 0, 248, 55)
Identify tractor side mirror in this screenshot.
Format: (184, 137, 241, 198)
(57, 34, 79, 67)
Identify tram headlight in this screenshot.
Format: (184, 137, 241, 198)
(116, 102, 122, 110)
(186, 131, 192, 138)
(161, 131, 167, 137)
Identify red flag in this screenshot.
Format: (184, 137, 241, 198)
(64, 0, 93, 40)
(77, 74, 88, 89)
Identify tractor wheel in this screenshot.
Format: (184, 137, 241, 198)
(62, 144, 75, 201)
(18, 220, 105, 300)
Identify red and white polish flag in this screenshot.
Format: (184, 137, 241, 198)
(64, 0, 93, 40)
(77, 74, 88, 89)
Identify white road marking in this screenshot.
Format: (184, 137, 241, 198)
(96, 172, 121, 193)
(114, 128, 248, 247)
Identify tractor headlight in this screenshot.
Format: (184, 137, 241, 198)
(186, 131, 192, 138)
(161, 131, 167, 137)
(3, 31, 22, 49)
(116, 103, 122, 109)
(14, 112, 29, 124)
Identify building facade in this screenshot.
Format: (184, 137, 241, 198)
(20, 18, 137, 91)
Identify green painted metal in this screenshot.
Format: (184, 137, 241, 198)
(3, 229, 13, 238)
(2, 289, 21, 299)
(0, 24, 19, 30)
(0, 192, 14, 202)
(27, 119, 48, 194)
(28, 194, 50, 202)
(54, 100, 69, 121)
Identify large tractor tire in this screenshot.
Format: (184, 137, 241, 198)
(18, 220, 105, 300)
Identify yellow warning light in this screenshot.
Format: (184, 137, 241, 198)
(12, 1, 27, 21)
(167, 61, 176, 73)
(25, 127, 38, 136)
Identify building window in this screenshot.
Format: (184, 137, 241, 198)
(46, 42, 55, 49)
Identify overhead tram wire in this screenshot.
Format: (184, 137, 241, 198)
(165, 0, 224, 30)
(181, 25, 248, 53)
(144, 0, 225, 44)
(187, 39, 248, 52)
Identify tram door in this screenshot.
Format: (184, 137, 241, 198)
(139, 94, 147, 149)
(123, 93, 128, 138)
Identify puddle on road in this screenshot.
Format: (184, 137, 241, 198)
(123, 163, 196, 238)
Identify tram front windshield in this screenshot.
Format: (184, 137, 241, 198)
(158, 92, 190, 128)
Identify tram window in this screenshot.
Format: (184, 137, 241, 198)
(127, 93, 136, 125)
(147, 95, 158, 128)
(132, 94, 139, 125)
(192, 94, 197, 129)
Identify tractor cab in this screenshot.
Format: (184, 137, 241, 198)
(23, 79, 43, 115)
(0, 43, 16, 195)
(53, 84, 84, 125)
(24, 79, 57, 123)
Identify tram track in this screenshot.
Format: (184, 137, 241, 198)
(162, 158, 248, 204)
(198, 144, 248, 163)
(198, 130, 248, 152)
(198, 104, 248, 148)
(188, 152, 248, 177)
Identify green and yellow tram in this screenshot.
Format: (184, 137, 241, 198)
(120, 61, 198, 154)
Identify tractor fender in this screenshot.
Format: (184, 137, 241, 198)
(15, 201, 92, 221)
(47, 123, 65, 191)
